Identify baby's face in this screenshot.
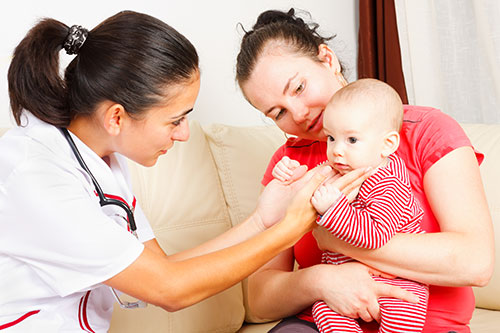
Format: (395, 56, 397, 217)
(323, 100, 389, 175)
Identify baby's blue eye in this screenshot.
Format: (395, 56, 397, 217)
(348, 137, 358, 144)
(327, 135, 335, 142)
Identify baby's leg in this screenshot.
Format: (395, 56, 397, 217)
(373, 276, 429, 333)
(313, 301, 362, 333)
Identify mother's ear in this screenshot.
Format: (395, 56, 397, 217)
(317, 44, 341, 73)
(381, 131, 400, 157)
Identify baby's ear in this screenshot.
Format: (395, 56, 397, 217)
(381, 131, 400, 157)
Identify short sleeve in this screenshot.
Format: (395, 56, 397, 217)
(0, 158, 144, 297)
(134, 203, 155, 242)
(402, 106, 484, 176)
(115, 154, 154, 242)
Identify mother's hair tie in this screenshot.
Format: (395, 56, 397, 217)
(63, 25, 89, 55)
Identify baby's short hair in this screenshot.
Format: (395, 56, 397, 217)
(331, 78, 404, 132)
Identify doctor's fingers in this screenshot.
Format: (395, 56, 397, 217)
(332, 168, 372, 202)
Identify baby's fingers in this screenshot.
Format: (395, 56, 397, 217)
(273, 166, 292, 182)
(286, 157, 301, 169)
(288, 165, 308, 183)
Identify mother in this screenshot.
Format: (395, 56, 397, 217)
(235, 8, 494, 333)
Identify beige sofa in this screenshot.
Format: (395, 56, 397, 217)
(1, 121, 498, 332)
(107, 121, 500, 332)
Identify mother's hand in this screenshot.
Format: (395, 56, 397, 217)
(314, 262, 419, 323)
(256, 166, 372, 229)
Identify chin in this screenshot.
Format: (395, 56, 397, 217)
(136, 157, 159, 168)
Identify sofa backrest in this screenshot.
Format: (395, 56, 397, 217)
(111, 121, 262, 332)
(461, 124, 500, 311)
(109, 121, 286, 332)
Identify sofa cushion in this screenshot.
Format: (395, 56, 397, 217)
(203, 123, 285, 226)
(461, 124, 500, 311)
(469, 308, 500, 333)
(203, 123, 286, 324)
(127, 120, 233, 252)
(110, 121, 245, 332)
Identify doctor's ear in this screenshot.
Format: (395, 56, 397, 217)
(381, 131, 400, 157)
(103, 103, 126, 136)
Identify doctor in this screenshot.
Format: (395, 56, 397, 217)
(0, 10, 379, 332)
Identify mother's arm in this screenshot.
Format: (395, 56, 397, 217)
(314, 147, 494, 287)
(246, 168, 419, 323)
(246, 247, 417, 323)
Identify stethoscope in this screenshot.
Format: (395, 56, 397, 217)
(60, 128, 137, 237)
(60, 128, 146, 308)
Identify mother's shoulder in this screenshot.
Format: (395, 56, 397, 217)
(402, 105, 461, 130)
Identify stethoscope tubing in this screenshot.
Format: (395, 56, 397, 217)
(60, 128, 138, 234)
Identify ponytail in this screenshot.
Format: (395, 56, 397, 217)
(8, 11, 199, 128)
(8, 19, 70, 126)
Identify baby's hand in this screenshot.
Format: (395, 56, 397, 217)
(272, 156, 307, 183)
(311, 182, 342, 215)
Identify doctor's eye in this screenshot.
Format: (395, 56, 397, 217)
(172, 117, 185, 126)
(348, 137, 358, 144)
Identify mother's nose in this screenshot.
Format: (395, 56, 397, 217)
(290, 103, 310, 123)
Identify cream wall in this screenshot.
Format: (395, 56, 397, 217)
(0, 0, 358, 127)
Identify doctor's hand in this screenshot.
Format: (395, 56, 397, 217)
(255, 165, 333, 230)
(255, 166, 372, 230)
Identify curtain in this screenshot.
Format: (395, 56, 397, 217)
(358, 0, 408, 104)
(394, 0, 500, 124)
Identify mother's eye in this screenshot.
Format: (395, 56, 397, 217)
(275, 108, 286, 121)
(295, 82, 305, 94)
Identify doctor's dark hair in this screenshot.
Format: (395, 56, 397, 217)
(8, 11, 199, 127)
(236, 8, 336, 87)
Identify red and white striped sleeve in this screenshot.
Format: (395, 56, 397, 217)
(317, 175, 412, 249)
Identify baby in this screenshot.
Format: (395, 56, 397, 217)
(272, 79, 428, 333)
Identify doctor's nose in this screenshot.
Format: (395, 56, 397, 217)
(172, 119, 190, 142)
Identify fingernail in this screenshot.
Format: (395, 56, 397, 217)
(320, 165, 332, 175)
(364, 167, 373, 173)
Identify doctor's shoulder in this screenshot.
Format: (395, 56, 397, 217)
(0, 126, 90, 195)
